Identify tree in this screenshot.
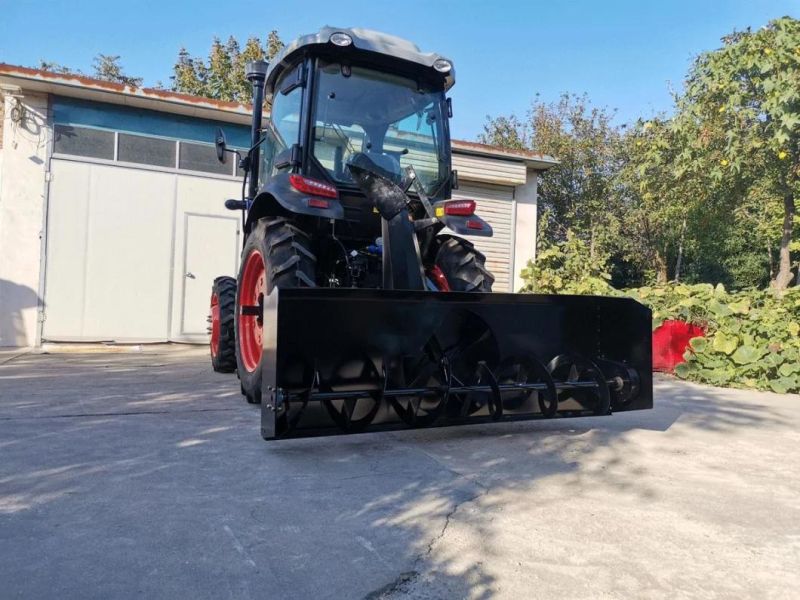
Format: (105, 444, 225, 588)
(615, 119, 694, 283)
(171, 32, 284, 103)
(37, 60, 75, 75)
(38, 55, 143, 87)
(92, 54, 143, 87)
(675, 16, 800, 290)
(482, 94, 625, 263)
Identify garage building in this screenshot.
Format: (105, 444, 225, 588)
(0, 65, 556, 347)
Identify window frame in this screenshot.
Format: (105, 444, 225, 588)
(51, 126, 244, 179)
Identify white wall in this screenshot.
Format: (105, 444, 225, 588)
(0, 92, 49, 347)
(512, 169, 539, 292)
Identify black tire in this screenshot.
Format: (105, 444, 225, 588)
(210, 276, 237, 373)
(434, 235, 494, 292)
(235, 217, 316, 404)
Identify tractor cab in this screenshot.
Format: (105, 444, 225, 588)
(262, 28, 454, 198)
(215, 27, 459, 239)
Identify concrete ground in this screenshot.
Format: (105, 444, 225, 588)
(1, 346, 798, 599)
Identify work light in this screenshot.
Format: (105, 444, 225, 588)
(433, 59, 452, 73)
(330, 32, 353, 47)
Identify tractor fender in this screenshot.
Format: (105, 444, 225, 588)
(431, 201, 494, 237)
(246, 172, 344, 231)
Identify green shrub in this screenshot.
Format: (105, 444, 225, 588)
(522, 256, 800, 393)
(631, 284, 800, 393)
(520, 232, 619, 296)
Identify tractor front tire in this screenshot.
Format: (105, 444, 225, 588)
(209, 276, 237, 373)
(435, 236, 494, 292)
(235, 218, 316, 404)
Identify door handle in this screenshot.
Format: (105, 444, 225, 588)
(185, 272, 196, 279)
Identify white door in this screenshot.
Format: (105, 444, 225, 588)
(452, 182, 516, 292)
(179, 214, 240, 340)
(43, 159, 175, 341)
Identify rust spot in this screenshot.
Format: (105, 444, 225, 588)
(0, 63, 251, 114)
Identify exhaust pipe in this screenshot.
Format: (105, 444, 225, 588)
(245, 60, 269, 201)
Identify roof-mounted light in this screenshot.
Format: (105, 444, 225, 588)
(330, 32, 353, 47)
(433, 59, 452, 73)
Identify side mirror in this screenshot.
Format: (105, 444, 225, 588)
(214, 127, 227, 164)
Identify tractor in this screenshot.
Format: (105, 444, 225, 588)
(209, 27, 653, 440)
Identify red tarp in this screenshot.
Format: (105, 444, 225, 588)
(652, 319, 705, 372)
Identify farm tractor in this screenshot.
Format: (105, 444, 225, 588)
(209, 27, 652, 440)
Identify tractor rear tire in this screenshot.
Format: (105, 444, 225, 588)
(235, 218, 316, 404)
(209, 276, 237, 373)
(434, 235, 494, 292)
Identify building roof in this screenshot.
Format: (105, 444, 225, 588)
(0, 63, 557, 170)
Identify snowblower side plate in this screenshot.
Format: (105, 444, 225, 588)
(261, 288, 652, 440)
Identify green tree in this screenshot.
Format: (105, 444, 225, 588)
(37, 60, 75, 75)
(38, 55, 142, 87)
(616, 119, 691, 283)
(675, 16, 800, 290)
(92, 54, 143, 87)
(482, 93, 624, 262)
(171, 32, 284, 103)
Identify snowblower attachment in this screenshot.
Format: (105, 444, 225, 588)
(261, 289, 652, 440)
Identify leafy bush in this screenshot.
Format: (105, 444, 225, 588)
(522, 256, 800, 393)
(629, 284, 800, 393)
(520, 232, 619, 296)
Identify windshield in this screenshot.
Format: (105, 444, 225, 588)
(311, 61, 450, 197)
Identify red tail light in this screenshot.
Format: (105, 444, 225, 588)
(289, 174, 338, 199)
(466, 219, 484, 230)
(444, 200, 476, 216)
(308, 198, 330, 209)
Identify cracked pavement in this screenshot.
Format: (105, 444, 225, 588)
(1, 346, 799, 599)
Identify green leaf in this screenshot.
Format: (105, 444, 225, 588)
(728, 298, 751, 315)
(763, 352, 785, 368)
(769, 378, 796, 394)
(778, 362, 800, 377)
(711, 332, 739, 355)
(674, 362, 692, 378)
(709, 300, 734, 318)
(731, 345, 766, 365)
(689, 336, 708, 352)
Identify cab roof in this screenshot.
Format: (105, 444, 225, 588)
(265, 26, 455, 93)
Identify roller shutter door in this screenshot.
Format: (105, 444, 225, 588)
(451, 182, 515, 292)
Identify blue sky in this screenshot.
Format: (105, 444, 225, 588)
(1, 0, 797, 140)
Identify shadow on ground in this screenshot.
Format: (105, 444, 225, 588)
(1, 348, 797, 599)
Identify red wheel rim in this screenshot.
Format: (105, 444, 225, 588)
(427, 265, 451, 291)
(239, 249, 266, 372)
(210, 292, 220, 358)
